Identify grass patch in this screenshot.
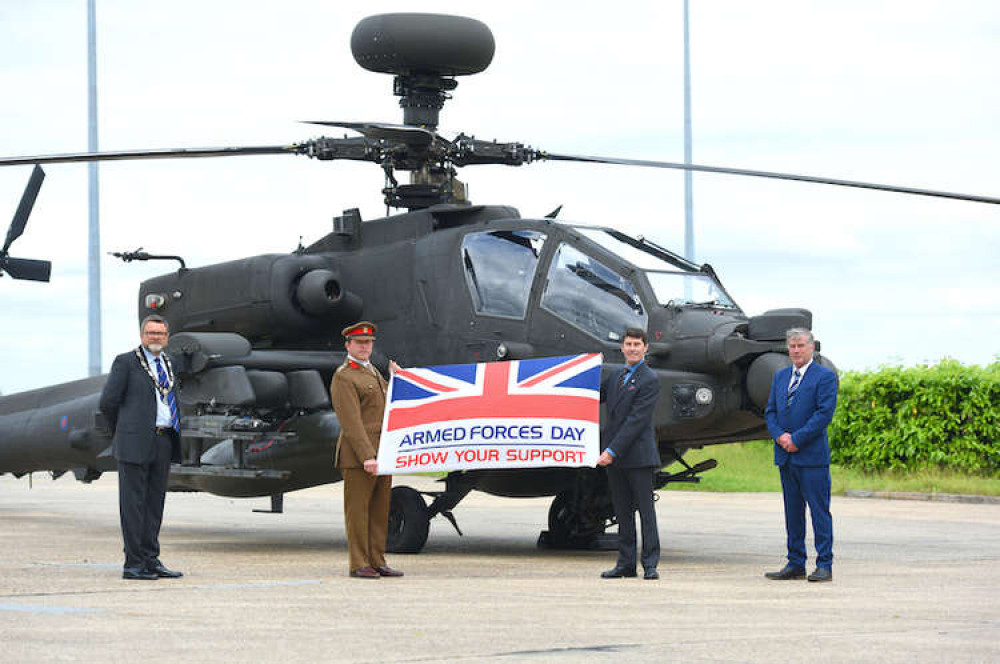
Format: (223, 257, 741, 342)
(663, 440, 1000, 496)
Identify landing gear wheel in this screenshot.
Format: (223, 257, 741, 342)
(386, 485, 430, 553)
(543, 489, 614, 549)
(546, 490, 578, 545)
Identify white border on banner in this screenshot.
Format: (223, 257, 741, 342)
(378, 418, 599, 475)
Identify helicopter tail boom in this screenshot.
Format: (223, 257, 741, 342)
(0, 376, 112, 477)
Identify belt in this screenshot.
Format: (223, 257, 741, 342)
(155, 426, 177, 436)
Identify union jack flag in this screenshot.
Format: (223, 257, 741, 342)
(385, 354, 601, 431)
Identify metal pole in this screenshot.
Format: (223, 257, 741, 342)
(87, 0, 102, 376)
(683, 0, 694, 263)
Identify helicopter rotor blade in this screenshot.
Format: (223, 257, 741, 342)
(539, 152, 1000, 206)
(3, 165, 45, 255)
(0, 145, 300, 168)
(0, 256, 52, 282)
(1, 140, 995, 209)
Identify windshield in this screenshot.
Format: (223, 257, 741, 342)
(646, 271, 738, 308)
(574, 226, 739, 310)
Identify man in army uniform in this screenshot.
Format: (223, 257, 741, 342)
(329, 321, 403, 579)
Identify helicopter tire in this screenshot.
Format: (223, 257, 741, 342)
(545, 490, 604, 548)
(546, 490, 576, 545)
(386, 485, 430, 554)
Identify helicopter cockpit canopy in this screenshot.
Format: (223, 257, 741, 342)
(573, 226, 740, 312)
(459, 223, 742, 346)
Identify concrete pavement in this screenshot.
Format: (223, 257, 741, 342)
(0, 474, 997, 662)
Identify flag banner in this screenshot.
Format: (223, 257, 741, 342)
(377, 353, 602, 475)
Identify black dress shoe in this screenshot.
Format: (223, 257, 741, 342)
(643, 568, 660, 580)
(764, 564, 806, 580)
(147, 562, 183, 578)
(807, 567, 833, 582)
(123, 568, 158, 581)
(600, 567, 637, 579)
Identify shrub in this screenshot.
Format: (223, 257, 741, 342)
(829, 359, 998, 475)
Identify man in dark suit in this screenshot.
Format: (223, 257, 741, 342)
(99, 314, 184, 581)
(597, 327, 662, 580)
(764, 327, 838, 583)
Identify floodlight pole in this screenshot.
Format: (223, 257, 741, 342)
(87, 0, 102, 376)
(683, 0, 694, 263)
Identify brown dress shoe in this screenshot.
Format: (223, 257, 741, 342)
(375, 566, 404, 577)
(349, 566, 380, 578)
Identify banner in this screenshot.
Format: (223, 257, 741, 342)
(377, 354, 602, 474)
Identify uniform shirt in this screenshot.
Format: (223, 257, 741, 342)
(347, 354, 379, 379)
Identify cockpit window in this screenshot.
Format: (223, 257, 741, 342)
(574, 225, 740, 311)
(646, 271, 738, 309)
(462, 230, 546, 319)
(541, 243, 647, 341)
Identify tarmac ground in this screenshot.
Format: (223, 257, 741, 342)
(0, 473, 997, 663)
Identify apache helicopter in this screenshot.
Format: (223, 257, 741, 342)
(1, 13, 997, 553)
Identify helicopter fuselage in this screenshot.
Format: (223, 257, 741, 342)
(0, 202, 827, 552)
(1, 204, 813, 494)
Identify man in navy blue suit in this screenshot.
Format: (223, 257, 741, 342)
(764, 327, 838, 582)
(100, 315, 184, 581)
(597, 327, 662, 580)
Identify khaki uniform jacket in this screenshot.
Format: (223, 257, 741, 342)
(330, 359, 388, 469)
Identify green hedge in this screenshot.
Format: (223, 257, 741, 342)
(829, 359, 998, 475)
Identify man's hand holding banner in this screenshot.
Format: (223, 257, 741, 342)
(377, 354, 602, 474)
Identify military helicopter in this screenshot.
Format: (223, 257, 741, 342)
(1, 13, 996, 553)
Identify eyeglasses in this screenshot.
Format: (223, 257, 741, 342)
(143, 330, 168, 337)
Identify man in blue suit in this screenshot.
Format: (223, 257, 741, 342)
(100, 314, 184, 581)
(764, 327, 838, 582)
(597, 327, 662, 580)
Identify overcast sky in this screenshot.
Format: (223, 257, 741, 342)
(1, 0, 997, 395)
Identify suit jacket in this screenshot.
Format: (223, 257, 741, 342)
(599, 362, 661, 469)
(99, 350, 182, 465)
(330, 360, 387, 469)
(765, 362, 838, 467)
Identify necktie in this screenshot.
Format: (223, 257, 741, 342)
(619, 369, 629, 387)
(787, 369, 802, 404)
(155, 357, 182, 432)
